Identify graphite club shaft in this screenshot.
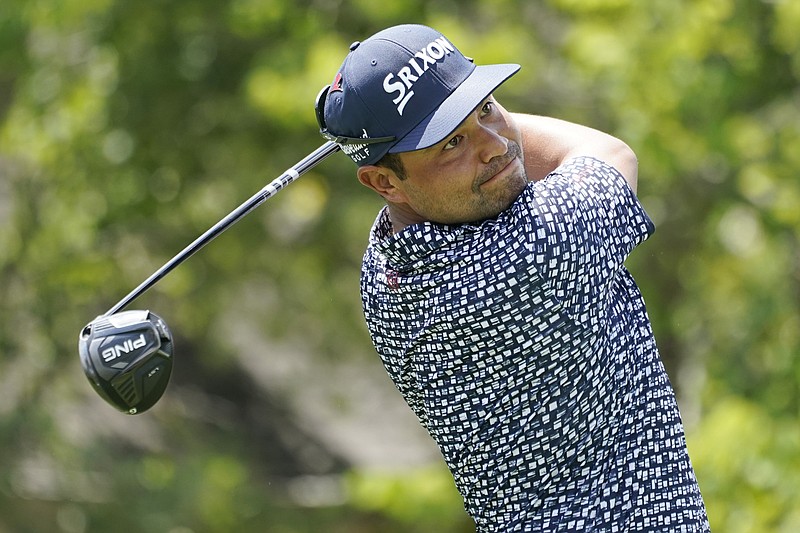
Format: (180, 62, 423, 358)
(104, 141, 341, 316)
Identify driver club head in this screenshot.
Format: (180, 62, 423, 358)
(79, 310, 174, 415)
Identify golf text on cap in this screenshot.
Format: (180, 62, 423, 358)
(340, 129, 371, 163)
(382, 37, 456, 116)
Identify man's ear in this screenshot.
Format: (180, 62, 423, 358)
(357, 165, 408, 203)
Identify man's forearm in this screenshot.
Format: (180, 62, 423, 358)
(512, 113, 639, 193)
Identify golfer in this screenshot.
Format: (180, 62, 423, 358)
(316, 24, 710, 532)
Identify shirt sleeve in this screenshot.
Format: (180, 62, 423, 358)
(522, 156, 655, 324)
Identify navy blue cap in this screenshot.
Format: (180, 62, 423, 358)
(316, 24, 520, 166)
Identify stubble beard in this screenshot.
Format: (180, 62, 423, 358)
(468, 140, 527, 221)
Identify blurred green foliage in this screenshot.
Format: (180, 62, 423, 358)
(0, 0, 798, 531)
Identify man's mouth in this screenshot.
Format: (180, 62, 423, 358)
(476, 142, 522, 188)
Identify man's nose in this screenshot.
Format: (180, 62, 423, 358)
(477, 124, 509, 164)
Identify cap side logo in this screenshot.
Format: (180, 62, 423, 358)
(330, 72, 343, 93)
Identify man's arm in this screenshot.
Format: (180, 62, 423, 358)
(512, 113, 639, 193)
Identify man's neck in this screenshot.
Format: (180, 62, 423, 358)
(387, 203, 423, 234)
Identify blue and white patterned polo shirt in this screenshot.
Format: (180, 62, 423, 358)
(360, 157, 709, 532)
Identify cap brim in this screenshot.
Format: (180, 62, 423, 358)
(390, 63, 520, 154)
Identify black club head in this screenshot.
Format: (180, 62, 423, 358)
(79, 310, 174, 414)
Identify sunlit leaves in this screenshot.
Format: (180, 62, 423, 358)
(227, 0, 290, 38)
(347, 466, 471, 531)
(772, 0, 800, 57)
(688, 397, 800, 532)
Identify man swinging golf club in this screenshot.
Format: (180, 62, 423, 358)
(316, 24, 709, 532)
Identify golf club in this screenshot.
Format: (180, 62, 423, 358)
(79, 140, 340, 414)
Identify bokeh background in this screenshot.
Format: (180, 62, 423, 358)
(1, 0, 799, 531)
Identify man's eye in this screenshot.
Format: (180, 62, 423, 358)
(480, 101, 494, 116)
(443, 135, 462, 151)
